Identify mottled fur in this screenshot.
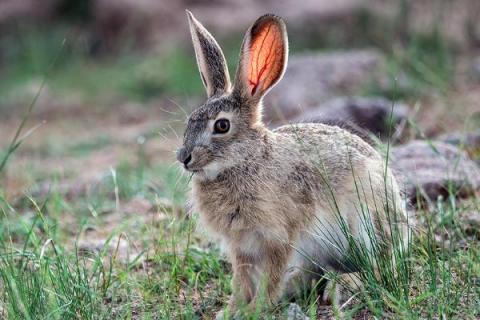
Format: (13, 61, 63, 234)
(179, 11, 408, 317)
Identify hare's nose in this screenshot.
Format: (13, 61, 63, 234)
(176, 147, 192, 166)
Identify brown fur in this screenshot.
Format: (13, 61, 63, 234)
(179, 11, 409, 318)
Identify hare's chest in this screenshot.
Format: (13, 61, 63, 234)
(192, 180, 256, 233)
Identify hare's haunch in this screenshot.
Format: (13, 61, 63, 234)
(177, 10, 409, 317)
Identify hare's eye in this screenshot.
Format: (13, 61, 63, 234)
(213, 119, 230, 134)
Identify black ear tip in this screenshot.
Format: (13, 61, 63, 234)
(186, 10, 201, 26)
(186, 10, 204, 35)
(251, 14, 286, 34)
(256, 14, 285, 25)
(186, 9, 194, 21)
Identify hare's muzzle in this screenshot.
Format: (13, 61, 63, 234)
(176, 147, 192, 168)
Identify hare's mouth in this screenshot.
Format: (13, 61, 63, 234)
(184, 163, 204, 173)
(184, 158, 212, 173)
(185, 159, 223, 180)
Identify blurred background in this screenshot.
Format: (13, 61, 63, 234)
(1, 1, 480, 318)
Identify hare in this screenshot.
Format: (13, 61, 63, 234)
(177, 10, 409, 317)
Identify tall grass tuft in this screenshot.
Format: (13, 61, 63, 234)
(0, 213, 114, 319)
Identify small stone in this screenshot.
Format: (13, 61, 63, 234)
(287, 303, 309, 320)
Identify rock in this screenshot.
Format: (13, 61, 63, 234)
(287, 303, 309, 320)
(438, 131, 480, 154)
(292, 96, 409, 138)
(392, 140, 480, 203)
(264, 50, 384, 124)
(463, 211, 480, 238)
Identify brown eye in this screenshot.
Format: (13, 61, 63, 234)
(214, 118, 230, 134)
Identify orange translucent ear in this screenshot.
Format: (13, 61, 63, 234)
(242, 15, 288, 98)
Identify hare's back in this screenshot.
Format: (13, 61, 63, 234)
(272, 123, 405, 225)
(273, 123, 379, 161)
(271, 122, 385, 196)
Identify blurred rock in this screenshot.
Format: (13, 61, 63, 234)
(292, 97, 408, 138)
(264, 50, 384, 124)
(438, 130, 480, 150)
(392, 140, 480, 202)
(287, 303, 309, 320)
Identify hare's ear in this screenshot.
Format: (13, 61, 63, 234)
(186, 10, 231, 97)
(233, 14, 288, 101)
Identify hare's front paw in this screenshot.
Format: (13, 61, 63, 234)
(321, 278, 342, 305)
(283, 269, 309, 299)
(322, 273, 362, 306)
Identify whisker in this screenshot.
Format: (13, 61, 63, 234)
(168, 98, 189, 117)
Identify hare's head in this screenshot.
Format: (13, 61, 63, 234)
(177, 11, 288, 179)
